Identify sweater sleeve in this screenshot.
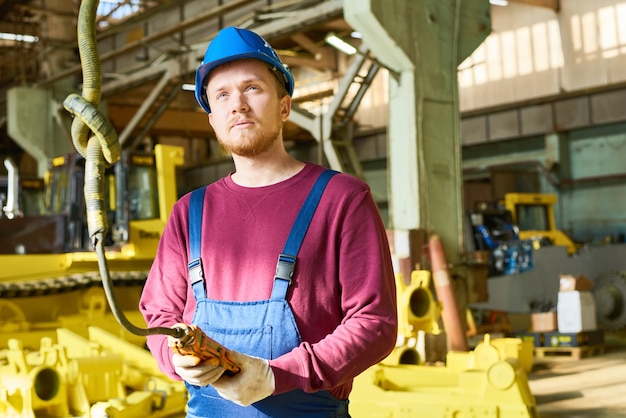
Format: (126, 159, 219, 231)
(269, 185, 398, 398)
(139, 197, 192, 381)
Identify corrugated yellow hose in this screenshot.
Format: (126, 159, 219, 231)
(62, 0, 239, 375)
(63, 0, 119, 238)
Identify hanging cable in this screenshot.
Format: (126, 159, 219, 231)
(62, 0, 239, 374)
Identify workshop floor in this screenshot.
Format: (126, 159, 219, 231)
(529, 334, 626, 417)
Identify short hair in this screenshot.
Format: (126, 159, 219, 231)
(266, 64, 289, 99)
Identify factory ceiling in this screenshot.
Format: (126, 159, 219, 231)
(0, 0, 352, 160)
(0, 0, 559, 161)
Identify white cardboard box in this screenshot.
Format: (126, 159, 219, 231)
(557, 290, 597, 332)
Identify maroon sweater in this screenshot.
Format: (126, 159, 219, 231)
(139, 162, 397, 399)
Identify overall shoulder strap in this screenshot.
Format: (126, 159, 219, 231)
(186, 169, 339, 301)
(272, 169, 339, 299)
(188, 186, 207, 301)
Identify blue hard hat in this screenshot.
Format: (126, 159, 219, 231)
(195, 26, 294, 114)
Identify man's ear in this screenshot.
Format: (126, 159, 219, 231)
(280, 96, 291, 122)
(208, 113, 214, 129)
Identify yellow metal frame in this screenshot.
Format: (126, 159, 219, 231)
(351, 335, 538, 417)
(0, 327, 187, 417)
(1, 145, 184, 349)
(0, 144, 184, 282)
(353, 270, 538, 416)
(504, 192, 577, 254)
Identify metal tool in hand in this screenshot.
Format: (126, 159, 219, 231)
(169, 324, 240, 375)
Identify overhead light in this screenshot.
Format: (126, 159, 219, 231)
(0, 32, 39, 43)
(182, 83, 195, 91)
(489, 0, 509, 6)
(325, 33, 357, 55)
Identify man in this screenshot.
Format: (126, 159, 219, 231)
(140, 26, 397, 417)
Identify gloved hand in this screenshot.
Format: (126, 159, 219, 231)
(171, 352, 225, 387)
(211, 350, 275, 406)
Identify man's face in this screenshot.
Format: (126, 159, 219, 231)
(206, 59, 291, 158)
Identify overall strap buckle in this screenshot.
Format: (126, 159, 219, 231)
(275, 254, 296, 283)
(188, 258, 204, 286)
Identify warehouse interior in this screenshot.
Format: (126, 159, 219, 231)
(1, 0, 626, 416)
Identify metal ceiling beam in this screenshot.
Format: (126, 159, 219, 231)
(286, 32, 336, 70)
(37, 0, 344, 90)
(37, 0, 256, 87)
(126, 81, 181, 150)
(246, 0, 343, 41)
(0, 21, 39, 35)
(117, 61, 176, 147)
(39, 0, 343, 102)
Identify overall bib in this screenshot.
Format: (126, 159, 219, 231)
(185, 169, 349, 418)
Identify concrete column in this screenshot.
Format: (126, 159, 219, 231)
(7, 84, 81, 176)
(545, 132, 571, 182)
(6, 0, 79, 176)
(344, 0, 490, 262)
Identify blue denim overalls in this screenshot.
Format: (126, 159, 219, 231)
(185, 169, 349, 418)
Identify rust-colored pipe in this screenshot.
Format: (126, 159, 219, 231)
(429, 234, 468, 352)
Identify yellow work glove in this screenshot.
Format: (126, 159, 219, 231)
(211, 350, 275, 406)
(172, 352, 225, 387)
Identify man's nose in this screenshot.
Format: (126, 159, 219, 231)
(232, 92, 249, 113)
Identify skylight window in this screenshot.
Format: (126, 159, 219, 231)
(97, 0, 147, 27)
(0, 33, 38, 43)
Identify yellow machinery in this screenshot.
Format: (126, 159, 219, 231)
(350, 334, 537, 417)
(0, 144, 188, 417)
(0, 327, 187, 418)
(0, 143, 183, 348)
(384, 270, 444, 366)
(504, 192, 577, 255)
(471, 193, 626, 322)
(351, 270, 537, 417)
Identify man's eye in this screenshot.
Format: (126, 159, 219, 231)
(216, 92, 227, 100)
(246, 85, 259, 92)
